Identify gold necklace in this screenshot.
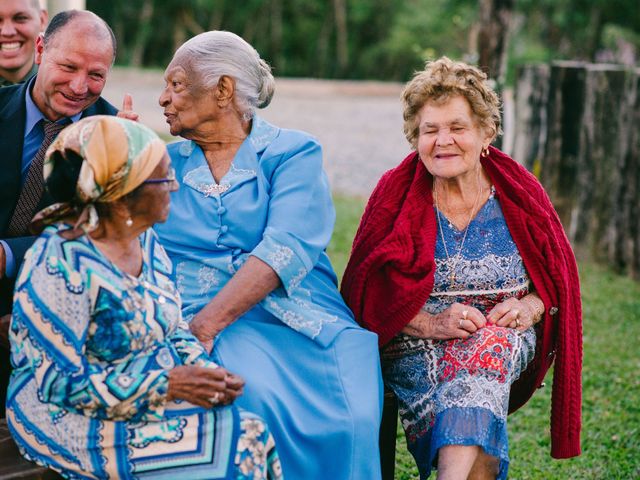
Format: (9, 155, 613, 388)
(433, 175, 482, 284)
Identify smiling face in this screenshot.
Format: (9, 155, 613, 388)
(158, 61, 218, 138)
(31, 17, 113, 121)
(417, 94, 493, 181)
(0, 0, 47, 83)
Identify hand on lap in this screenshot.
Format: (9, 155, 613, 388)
(487, 296, 539, 330)
(167, 365, 243, 408)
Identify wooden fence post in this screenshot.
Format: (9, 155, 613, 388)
(572, 64, 629, 266)
(624, 69, 640, 279)
(540, 61, 588, 230)
(513, 62, 639, 278)
(512, 64, 549, 172)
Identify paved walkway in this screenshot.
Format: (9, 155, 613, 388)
(102, 68, 410, 196)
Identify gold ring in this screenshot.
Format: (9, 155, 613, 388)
(515, 318, 521, 328)
(459, 318, 464, 328)
(462, 310, 468, 319)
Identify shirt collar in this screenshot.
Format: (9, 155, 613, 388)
(0, 63, 37, 87)
(248, 115, 279, 153)
(24, 76, 83, 138)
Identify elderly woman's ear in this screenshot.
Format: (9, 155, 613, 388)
(215, 76, 236, 108)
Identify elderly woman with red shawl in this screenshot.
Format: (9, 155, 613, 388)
(341, 57, 582, 480)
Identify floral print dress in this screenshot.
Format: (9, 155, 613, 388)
(7, 224, 282, 480)
(382, 189, 537, 480)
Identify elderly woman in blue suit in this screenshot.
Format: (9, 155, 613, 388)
(154, 31, 383, 480)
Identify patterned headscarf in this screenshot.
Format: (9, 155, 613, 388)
(31, 115, 167, 237)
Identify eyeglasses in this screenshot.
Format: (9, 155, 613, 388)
(143, 167, 177, 185)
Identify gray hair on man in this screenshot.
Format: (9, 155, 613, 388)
(174, 31, 275, 120)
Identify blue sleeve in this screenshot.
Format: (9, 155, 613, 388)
(0, 240, 16, 278)
(250, 134, 335, 296)
(2, 235, 36, 278)
(10, 237, 169, 422)
(149, 229, 220, 370)
(167, 320, 220, 369)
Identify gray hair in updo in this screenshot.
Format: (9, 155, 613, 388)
(174, 31, 275, 120)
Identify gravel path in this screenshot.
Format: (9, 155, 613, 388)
(102, 68, 411, 197)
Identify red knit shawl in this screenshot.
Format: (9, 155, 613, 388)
(341, 146, 582, 458)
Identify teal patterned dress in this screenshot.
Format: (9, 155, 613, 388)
(7, 224, 282, 480)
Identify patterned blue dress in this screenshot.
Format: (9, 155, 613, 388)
(154, 116, 383, 480)
(382, 190, 537, 480)
(7, 224, 282, 480)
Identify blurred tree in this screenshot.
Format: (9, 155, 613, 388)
(87, 0, 639, 82)
(477, 0, 514, 85)
(129, 0, 154, 67)
(512, 0, 639, 68)
(334, 0, 349, 75)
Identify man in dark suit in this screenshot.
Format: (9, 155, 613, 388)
(0, 9, 135, 415)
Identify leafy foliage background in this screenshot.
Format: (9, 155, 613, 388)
(89, 0, 640, 83)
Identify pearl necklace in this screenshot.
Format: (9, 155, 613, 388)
(433, 176, 482, 285)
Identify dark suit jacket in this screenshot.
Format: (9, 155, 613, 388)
(0, 80, 118, 315)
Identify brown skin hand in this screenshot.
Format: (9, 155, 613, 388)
(166, 365, 244, 408)
(189, 256, 281, 353)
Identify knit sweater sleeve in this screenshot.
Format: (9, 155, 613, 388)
(484, 147, 583, 458)
(341, 152, 437, 345)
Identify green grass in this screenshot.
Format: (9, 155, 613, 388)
(328, 194, 640, 480)
(327, 194, 368, 280)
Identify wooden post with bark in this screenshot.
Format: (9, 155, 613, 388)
(627, 70, 640, 280)
(512, 64, 550, 172)
(512, 62, 640, 279)
(541, 61, 588, 230)
(572, 64, 629, 265)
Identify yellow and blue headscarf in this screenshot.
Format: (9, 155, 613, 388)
(32, 115, 166, 236)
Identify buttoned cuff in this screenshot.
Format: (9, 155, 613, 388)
(251, 235, 310, 296)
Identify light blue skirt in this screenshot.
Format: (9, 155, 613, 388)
(212, 307, 383, 480)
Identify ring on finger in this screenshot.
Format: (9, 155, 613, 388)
(208, 392, 222, 405)
(462, 310, 468, 320)
(459, 318, 464, 328)
(515, 318, 521, 328)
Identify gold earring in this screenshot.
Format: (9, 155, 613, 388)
(481, 146, 490, 158)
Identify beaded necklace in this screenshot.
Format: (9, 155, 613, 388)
(433, 173, 482, 284)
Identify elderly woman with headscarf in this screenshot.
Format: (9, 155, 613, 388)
(7, 116, 282, 480)
(341, 57, 582, 479)
(154, 31, 383, 479)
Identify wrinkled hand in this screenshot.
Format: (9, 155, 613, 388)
(402, 302, 486, 340)
(167, 365, 244, 408)
(437, 302, 486, 339)
(189, 314, 225, 353)
(487, 297, 533, 330)
(223, 373, 244, 404)
(116, 93, 139, 121)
